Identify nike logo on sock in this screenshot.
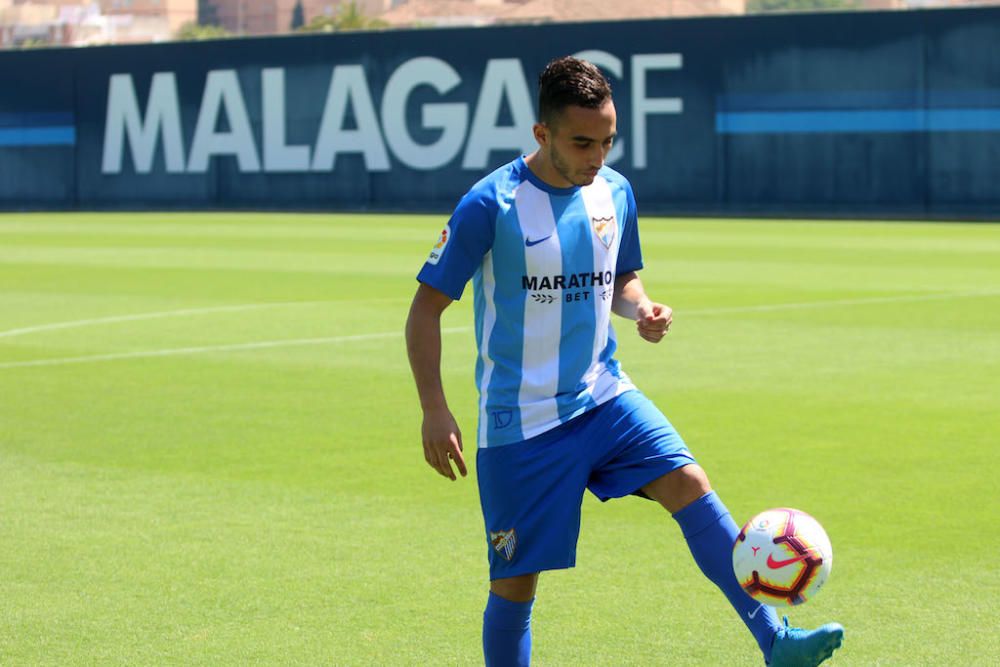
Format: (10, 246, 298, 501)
(748, 604, 764, 620)
(525, 235, 551, 247)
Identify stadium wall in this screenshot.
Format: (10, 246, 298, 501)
(1, 7, 999, 218)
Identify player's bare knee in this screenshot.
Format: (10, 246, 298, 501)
(642, 464, 712, 513)
(490, 573, 539, 602)
(680, 464, 711, 494)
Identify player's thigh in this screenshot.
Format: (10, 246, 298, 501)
(477, 427, 591, 580)
(586, 390, 698, 502)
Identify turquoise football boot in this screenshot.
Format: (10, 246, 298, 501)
(769, 616, 844, 666)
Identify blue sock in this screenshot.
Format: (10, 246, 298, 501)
(673, 491, 783, 661)
(483, 591, 533, 667)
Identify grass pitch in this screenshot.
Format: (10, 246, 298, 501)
(1, 213, 998, 665)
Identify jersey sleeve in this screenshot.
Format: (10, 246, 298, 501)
(616, 180, 643, 274)
(416, 189, 495, 301)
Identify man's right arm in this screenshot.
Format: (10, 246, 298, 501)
(405, 282, 468, 481)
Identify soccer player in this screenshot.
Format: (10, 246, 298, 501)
(405, 56, 844, 667)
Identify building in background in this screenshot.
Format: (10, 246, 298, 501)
(209, 0, 390, 35)
(376, 0, 524, 27)
(1, 0, 194, 46)
(102, 0, 198, 34)
(1, 0, 69, 46)
(2, 0, 999, 47)
(377, 0, 743, 27)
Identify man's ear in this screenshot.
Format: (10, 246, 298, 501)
(532, 122, 549, 147)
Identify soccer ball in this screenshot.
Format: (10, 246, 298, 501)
(732, 508, 832, 606)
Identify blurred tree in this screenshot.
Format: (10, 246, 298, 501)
(176, 22, 233, 40)
(18, 37, 52, 49)
(297, 1, 388, 32)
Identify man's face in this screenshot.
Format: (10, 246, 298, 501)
(538, 99, 617, 187)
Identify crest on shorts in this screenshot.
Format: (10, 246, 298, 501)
(591, 215, 616, 249)
(490, 529, 517, 561)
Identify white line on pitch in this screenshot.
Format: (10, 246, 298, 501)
(0, 327, 472, 369)
(0, 299, 405, 339)
(2, 289, 997, 371)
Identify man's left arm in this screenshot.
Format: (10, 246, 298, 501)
(612, 271, 672, 344)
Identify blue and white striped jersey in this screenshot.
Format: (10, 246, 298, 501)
(417, 156, 643, 448)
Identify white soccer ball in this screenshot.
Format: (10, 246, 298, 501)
(732, 508, 833, 606)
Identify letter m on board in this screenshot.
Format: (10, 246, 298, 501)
(102, 73, 186, 174)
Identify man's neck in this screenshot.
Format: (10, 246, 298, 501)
(524, 151, 573, 189)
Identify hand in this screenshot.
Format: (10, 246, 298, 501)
(421, 408, 468, 481)
(635, 301, 673, 343)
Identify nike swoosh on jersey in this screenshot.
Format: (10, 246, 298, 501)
(525, 235, 552, 247)
(766, 553, 809, 569)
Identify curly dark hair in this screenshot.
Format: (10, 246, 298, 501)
(538, 56, 612, 125)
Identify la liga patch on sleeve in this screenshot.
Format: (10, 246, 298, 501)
(426, 223, 451, 265)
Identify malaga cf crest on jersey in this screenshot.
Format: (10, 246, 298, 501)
(490, 529, 517, 561)
(591, 215, 616, 249)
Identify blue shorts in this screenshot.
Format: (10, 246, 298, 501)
(476, 389, 695, 580)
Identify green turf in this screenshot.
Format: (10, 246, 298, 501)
(1, 212, 998, 665)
